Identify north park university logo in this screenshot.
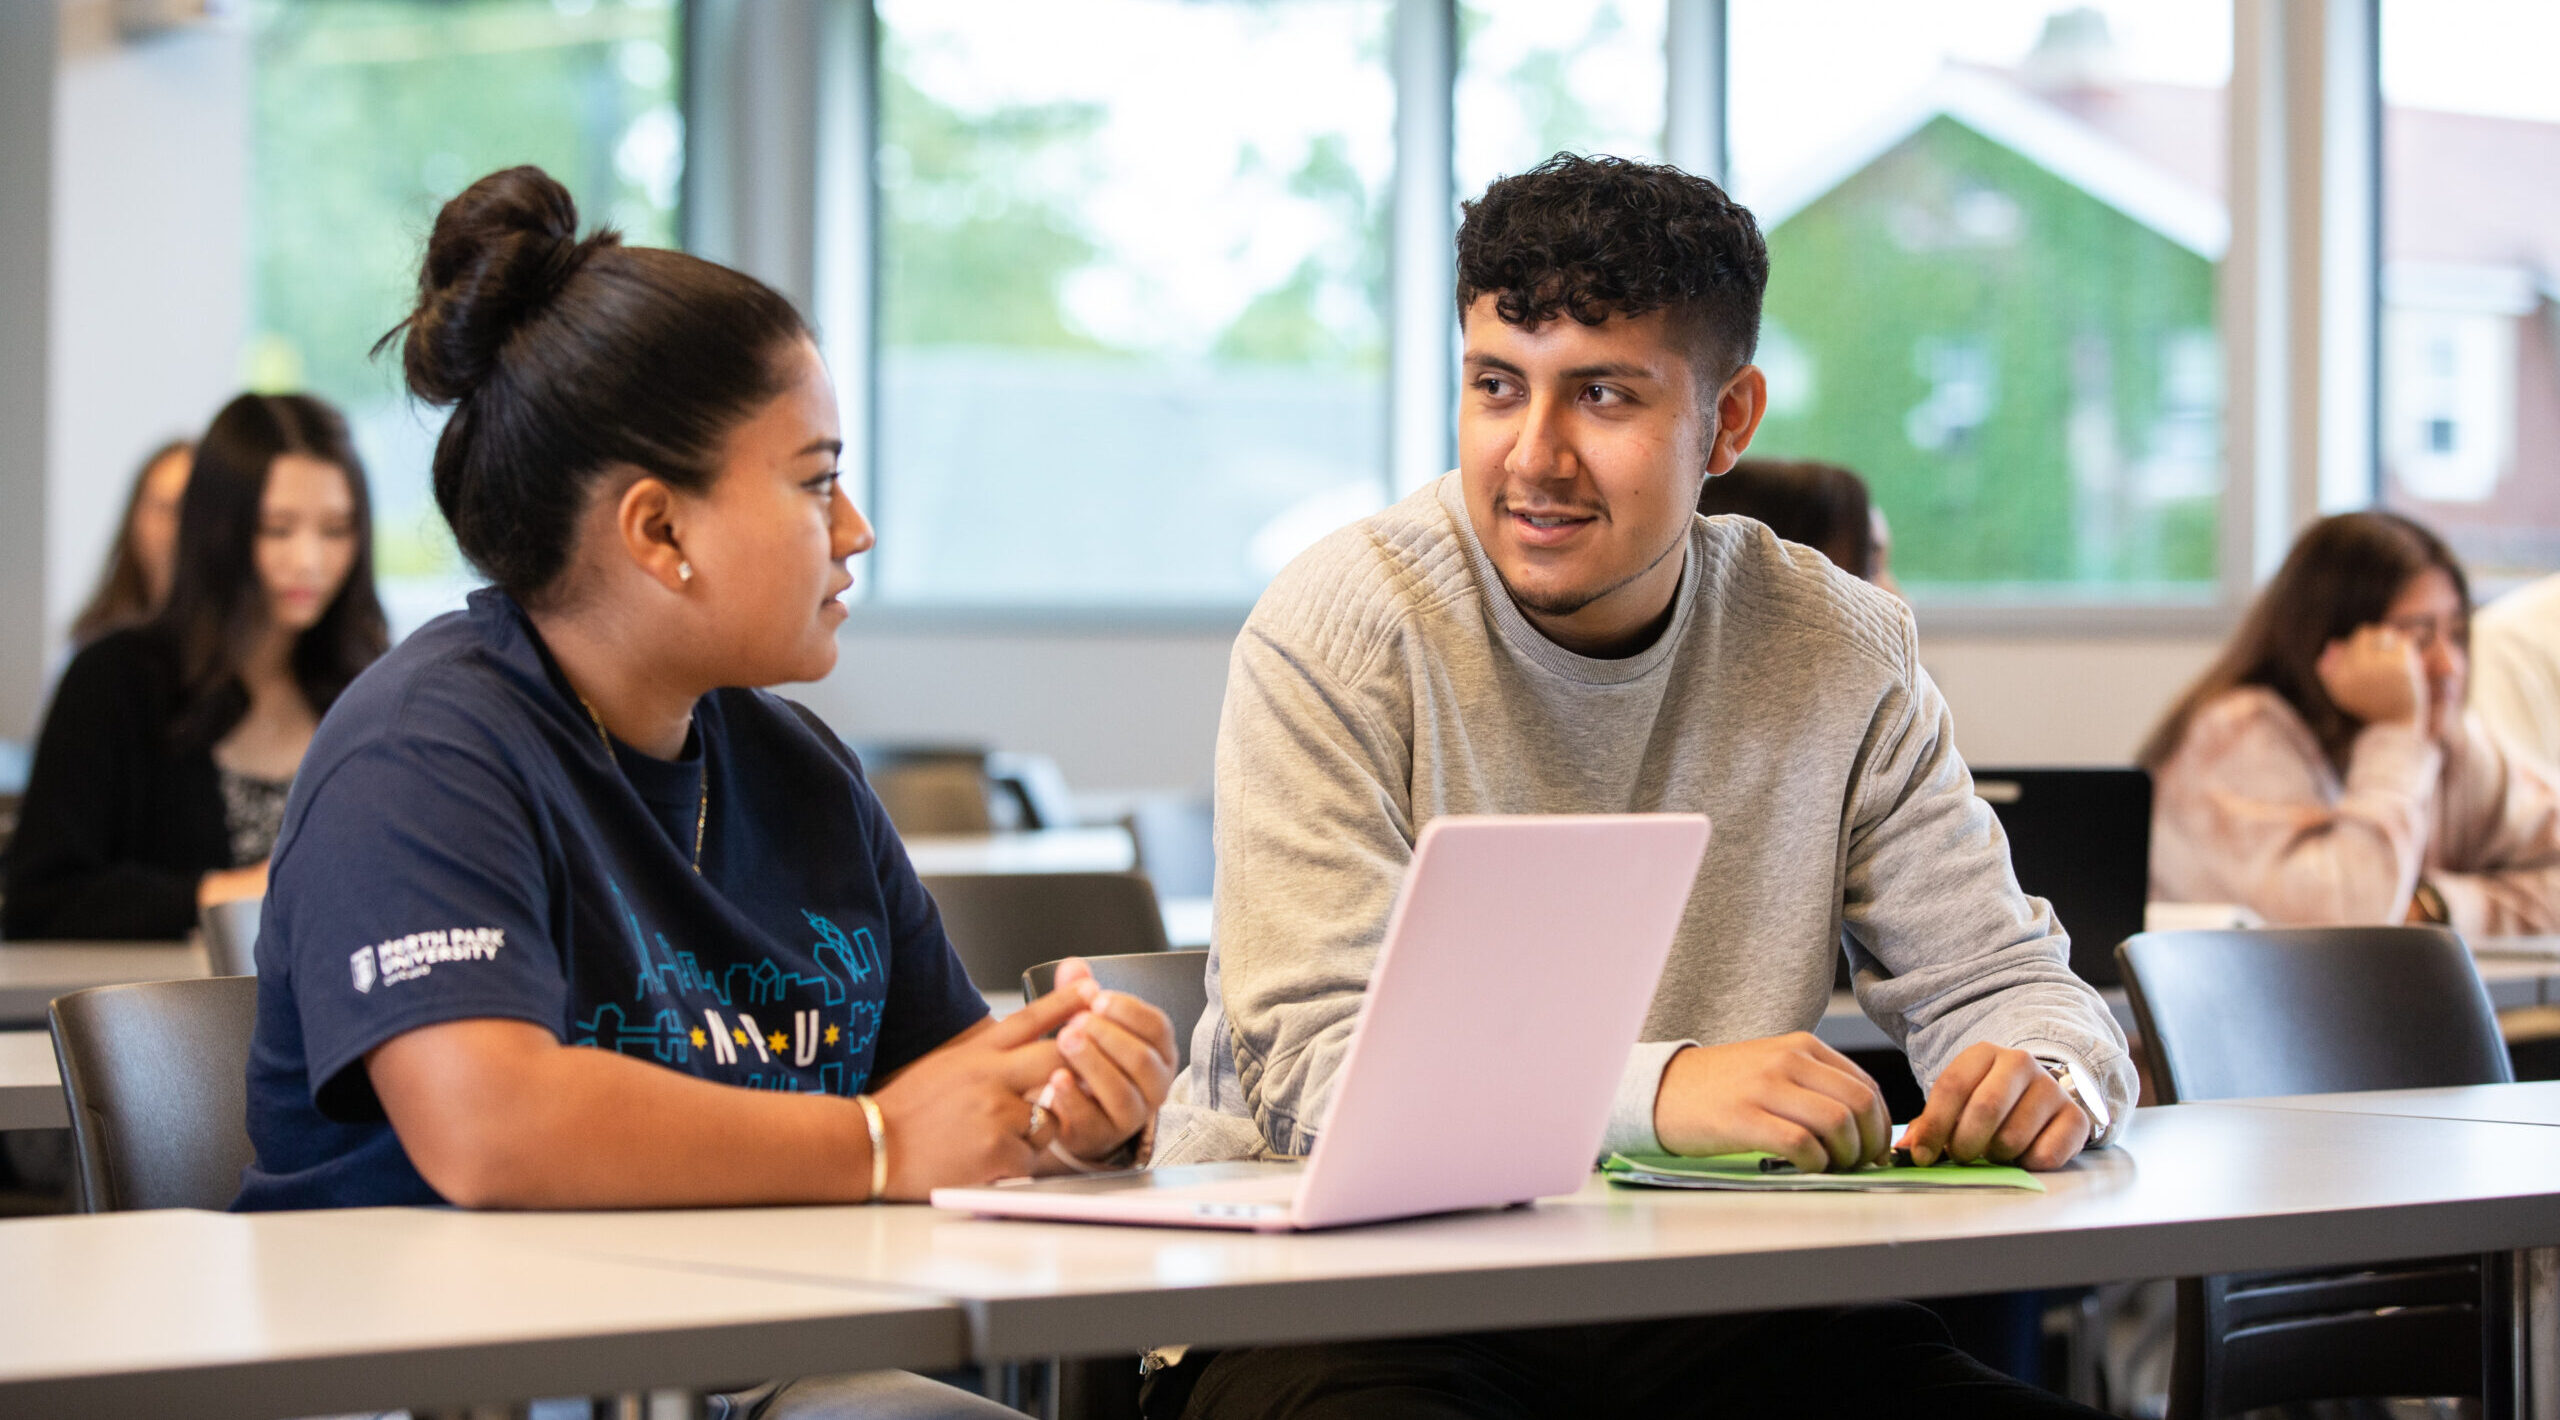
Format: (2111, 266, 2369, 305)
(350, 927, 505, 994)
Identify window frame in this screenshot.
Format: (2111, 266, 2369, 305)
(691, 0, 2383, 633)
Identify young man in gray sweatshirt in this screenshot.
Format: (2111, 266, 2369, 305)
(1147, 155, 2133, 1419)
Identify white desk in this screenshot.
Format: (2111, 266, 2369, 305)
(2480, 954, 2560, 1009)
(2198, 1076, 2560, 1130)
(903, 827, 1136, 877)
(0, 1206, 964, 1420)
(0, 1031, 62, 1131)
(0, 942, 208, 1028)
(496, 1103, 2560, 1370)
(15, 1104, 2560, 1414)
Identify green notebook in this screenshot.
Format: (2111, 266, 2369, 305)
(1603, 1151, 2045, 1193)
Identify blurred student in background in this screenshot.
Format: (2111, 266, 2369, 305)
(2142, 511, 2560, 934)
(1697, 456, 1900, 595)
(5, 394, 387, 940)
(2472, 570, 2560, 772)
(68, 439, 193, 646)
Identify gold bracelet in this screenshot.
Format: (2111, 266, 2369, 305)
(855, 1093, 888, 1202)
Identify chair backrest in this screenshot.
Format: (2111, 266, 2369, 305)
(48, 975, 261, 1212)
(200, 896, 264, 978)
(923, 871, 1171, 991)
(853, 744, 997, 836)
(2115, 926, 2512, 1104)
(1022, 950, 1210, 1071)
(1970, 766, 2151, 986)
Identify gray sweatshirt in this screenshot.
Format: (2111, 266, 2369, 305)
(1155, 475, 2137, 1166)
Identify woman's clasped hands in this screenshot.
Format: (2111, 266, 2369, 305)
(869, 958, 1177, 1199)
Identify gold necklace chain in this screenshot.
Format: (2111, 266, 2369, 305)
(575, 691, 707, 874)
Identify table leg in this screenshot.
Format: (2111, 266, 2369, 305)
(2516, 1247, 2560, 1420)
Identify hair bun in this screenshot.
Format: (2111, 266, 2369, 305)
(388, 165, 619, 405)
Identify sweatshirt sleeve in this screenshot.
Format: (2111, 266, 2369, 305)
(3, 641, 204, 940)
(2152, 692, 2440, 926)
(1203, 620, 1418, 1155)
(1840, 627, 2137, 1141)
(2427, 713, 2560, 937)
(2469, 607, 2560, 773)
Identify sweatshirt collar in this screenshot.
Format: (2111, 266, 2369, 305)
(1434, 473, 1697, 687)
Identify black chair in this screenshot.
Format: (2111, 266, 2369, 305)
(924, 871, 1170, 992)
(1022, 949, 1210, 1072)
(48, 976, 260, 1212)
(2115, 926, 2513, 1419)
(853, 744, 1000, 836)
(1970, 766, 2151, 987)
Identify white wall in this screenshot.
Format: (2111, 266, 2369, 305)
(44, 3, 249, 678)
(1919, 633, 2219, 768)
(797, 626, 1239, 795)
(794, 624, 2220, 796)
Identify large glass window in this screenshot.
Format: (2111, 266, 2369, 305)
(871, 0, 1395, 606)
(1726, 1, 2229, 599)
(248, 0, 685, 628)
(1454, 0, 1668, 200)
(2378, 1, 2560, 588)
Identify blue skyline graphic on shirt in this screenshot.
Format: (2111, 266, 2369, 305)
(570, 878, 886, 1094)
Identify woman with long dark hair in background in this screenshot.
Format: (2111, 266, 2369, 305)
(2142, 510, 2560, 932)
(69, 438, 194, 646)
(5, 394, 388, 940)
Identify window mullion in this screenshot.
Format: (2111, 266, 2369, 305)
(2225, 0, 2289, 589)
(1665, 0, 1724, 184)
(1389, 0, 1456, 494)
(818, 0, 875, 595)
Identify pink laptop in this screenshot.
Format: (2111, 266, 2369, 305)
(930, 813, 1710, 1232)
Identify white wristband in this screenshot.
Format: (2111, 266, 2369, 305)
(855, 1093, 888, 1202)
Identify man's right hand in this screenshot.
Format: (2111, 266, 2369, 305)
(1651, 1033, 1892, 1172)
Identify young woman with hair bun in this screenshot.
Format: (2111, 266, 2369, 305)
(2143, 510, 2560, 931)
(234, 167, 1169, 1417)
(7, 395, 385, 940)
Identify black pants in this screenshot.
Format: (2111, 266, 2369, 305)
(1151, 1303, 2106, 1420)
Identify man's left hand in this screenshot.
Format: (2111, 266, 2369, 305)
(1901, 1043, 2089, 1172)
(1034, 958, 1178, 1164)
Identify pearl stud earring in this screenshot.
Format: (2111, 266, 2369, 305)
(678, 561, 694, 583)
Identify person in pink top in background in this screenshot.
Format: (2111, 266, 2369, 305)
(2141, 511, 2560, 935)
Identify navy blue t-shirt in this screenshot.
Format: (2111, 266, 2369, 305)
(234, 588, 986, 1210)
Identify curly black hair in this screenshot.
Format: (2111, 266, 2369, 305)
(1455, 153, 1769, 382)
